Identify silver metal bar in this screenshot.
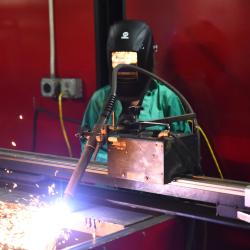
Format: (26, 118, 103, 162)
(237, 211, 250, 223)
(0, 148, 249, 212)
(172, 177, 246, 197)
(48, 0, 55, 77)
(245, 185, 250, 207)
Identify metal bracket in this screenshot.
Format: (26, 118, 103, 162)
(236, 185, 250, 224)
(245, 185, 250, 208)
(237, 211, 250, 223)
(216, 204, 237, 218)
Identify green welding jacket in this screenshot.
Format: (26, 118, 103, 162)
(81, 80, 190, 162)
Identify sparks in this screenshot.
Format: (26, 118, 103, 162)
(48, 183, 56, 196)
(4, 168, 13, 174)
(0, 198, 72, 250)
(54, 170, 59, 176)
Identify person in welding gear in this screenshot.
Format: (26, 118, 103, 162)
(81, 20, 190, 162)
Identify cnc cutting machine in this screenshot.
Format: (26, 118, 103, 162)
(1, 65, 249, 249)
(1, 62, 250, 249)
(0, 147, 249, 249)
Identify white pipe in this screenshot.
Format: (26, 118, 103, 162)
(48, 0, 55, 77)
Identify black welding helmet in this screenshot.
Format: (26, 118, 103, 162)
(107, 20, 156, 101)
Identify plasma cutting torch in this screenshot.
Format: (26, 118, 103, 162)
(64, 64, 200, 198)
(63, 66, 117, 199)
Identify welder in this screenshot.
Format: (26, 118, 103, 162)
(81, 20, 190, 162)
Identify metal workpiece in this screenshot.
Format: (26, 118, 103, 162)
(0, 185, 174, 250)
(65, 215, 179, 250)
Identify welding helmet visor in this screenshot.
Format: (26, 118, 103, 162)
(107, 20, 155, 101)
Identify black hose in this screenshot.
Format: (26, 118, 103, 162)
(113, 64, 201, 171)
(112, 64, 194, 113)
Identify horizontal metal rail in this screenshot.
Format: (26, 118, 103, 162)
(0, 147, 249, 223)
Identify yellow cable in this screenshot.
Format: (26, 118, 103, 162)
(188, 120, 224, 179)
(58, 92, 73, 157)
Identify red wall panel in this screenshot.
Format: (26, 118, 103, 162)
(0, 1, 249, 249)
(94, 217, 185, 250)
(126, 0, 250, 182)
(0, 0, 96, 157)
(1, 0, 249, 176)
(126, 1, 250, 249)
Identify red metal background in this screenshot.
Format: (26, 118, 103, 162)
(0, 0, 249, 249)
(126, 1, 250, 249)
(126, 0, 250, 182)
(94, 217, 185, 250)
(0, 0, 96, 157)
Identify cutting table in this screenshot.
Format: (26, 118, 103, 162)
(0, 147, 249, 249)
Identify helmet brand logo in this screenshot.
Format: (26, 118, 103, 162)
(121, 32, 129, 39)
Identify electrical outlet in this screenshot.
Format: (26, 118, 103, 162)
(60, 78, 83, 99)
(41, 78, 60, 97)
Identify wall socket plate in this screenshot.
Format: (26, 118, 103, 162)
(60, 78, 83, 99)
(41, 78, 60, 97)
(40, 78, 83, 99)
